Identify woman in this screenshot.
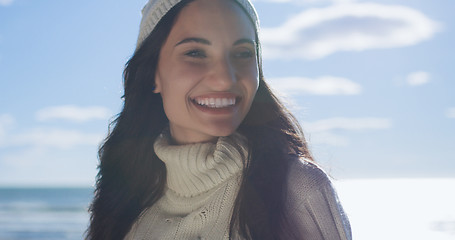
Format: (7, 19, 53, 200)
(87, 0, 352, 239)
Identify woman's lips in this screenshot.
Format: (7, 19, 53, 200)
(192, 97, 236, 108)
(190, 94, 240, 113)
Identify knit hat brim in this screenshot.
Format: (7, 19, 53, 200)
(136, 0, 259, 49)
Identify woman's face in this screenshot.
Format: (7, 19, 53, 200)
(154, 0, 259, 144)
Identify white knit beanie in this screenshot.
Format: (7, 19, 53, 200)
(136, 0, 259, 49)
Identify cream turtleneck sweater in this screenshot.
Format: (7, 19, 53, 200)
(124, 133, 351, 240)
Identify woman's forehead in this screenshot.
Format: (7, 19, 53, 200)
(168, 0, 256, 43)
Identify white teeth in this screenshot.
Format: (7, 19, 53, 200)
(194, 97, 236, 108)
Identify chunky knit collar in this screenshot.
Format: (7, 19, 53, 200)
(153, 132, 248, 198)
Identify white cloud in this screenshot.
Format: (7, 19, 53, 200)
(0, 113, 14, 132)
(0, 0, 13, 6)
(0, 114, 15, 144)
(307, 130, 350, 146)
(261, 3, 441, 59)
(0, 146, 97, 187)
(253, 0, 357, 4)
(254, 0, 320, 3)
(446, 108, 455, 119)
(0, 112, 102, 186)
(268, 76, 361, 95)
(253, 0, 295, 2)
(406, 71, 430, 86)
(3, 128, 104, 149)
(304, 117, 392, 132)
(1, 111, 105, 149)
(303, 117, 392, 146)
(36, 105, 111, 122)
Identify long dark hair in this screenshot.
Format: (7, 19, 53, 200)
(87, 0, 312, 239)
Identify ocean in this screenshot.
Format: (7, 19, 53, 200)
(0, 188, 92, 240)
(0, 179, 454, 240)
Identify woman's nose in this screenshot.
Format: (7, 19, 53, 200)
(208, 57, 237, 90)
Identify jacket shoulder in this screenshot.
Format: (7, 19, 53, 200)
(285, 158, 352, 240)
(287, 159, 332, 194)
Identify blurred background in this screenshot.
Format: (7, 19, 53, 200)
(0, 0, 454, 239)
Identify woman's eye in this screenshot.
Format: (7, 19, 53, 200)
(185, 49, 206, 58)
(234, 49, 254, 59)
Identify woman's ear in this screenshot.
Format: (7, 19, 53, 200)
(153, 74, 162, 93)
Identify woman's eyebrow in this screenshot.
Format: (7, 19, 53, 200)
(175, 38, 256, 47)
(233, 38, 256, 46)
(175, 37, 211, 46)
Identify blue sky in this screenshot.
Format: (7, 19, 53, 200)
(0, 0, 454, 186)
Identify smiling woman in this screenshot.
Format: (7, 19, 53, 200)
(152, 0, 259, 144)
(86, 0, 351, 239)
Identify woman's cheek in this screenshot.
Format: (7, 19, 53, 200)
(175, 62, 208, 82)
(234, 59, 258, 78)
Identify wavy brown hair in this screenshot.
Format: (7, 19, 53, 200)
(87, 0, 312, 239)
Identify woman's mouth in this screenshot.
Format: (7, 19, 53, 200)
(191, 96, 238, 109)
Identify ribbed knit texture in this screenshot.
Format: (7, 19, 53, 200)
(153, 132, 246, 198)
(124, 132, 352, 240)
(124, 132, 247, 240)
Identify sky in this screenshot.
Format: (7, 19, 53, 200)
(0, 0, 454, 187)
